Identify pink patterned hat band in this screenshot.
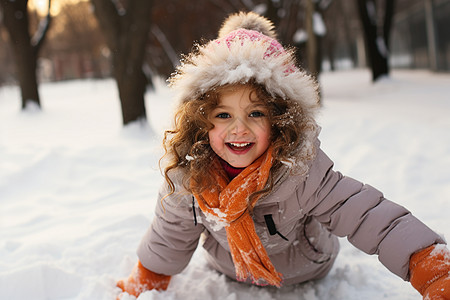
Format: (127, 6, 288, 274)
(219, 29, 285, 57)
(216, 28, 296, 74)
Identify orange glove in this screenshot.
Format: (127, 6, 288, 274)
(409, 244, 450, 299)
(116, 261, 171, 299)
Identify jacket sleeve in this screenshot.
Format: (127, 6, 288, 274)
(137, 174, 204, 276)
(298, 149, 445, 280)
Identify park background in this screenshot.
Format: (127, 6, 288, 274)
(1, 1, 450, 299)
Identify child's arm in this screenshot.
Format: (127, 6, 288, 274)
(136, 187, 204, 275)
(409, 244, 450, 298)
(298, 149, 445, 286)
(117, 175, 204, 297)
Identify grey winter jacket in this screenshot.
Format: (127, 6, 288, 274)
(137, 147, 444, 285)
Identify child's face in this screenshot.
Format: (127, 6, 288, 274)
(208, 86, 271, 168)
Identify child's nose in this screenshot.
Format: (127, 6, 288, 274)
(230, 118, 249, 135)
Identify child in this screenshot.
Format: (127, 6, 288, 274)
(117, 12, 450, 299)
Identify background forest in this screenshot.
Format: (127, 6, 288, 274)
(1, 0, 449, 125)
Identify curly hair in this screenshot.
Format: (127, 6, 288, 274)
(160, 81, 318, 204)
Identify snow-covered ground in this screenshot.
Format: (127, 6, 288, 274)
(1, 69, 449, 300)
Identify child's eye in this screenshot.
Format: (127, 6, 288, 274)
(216, 112, 230, 119)
(249, 111, 265, 117)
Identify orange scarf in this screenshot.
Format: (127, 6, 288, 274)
(192, 147, 282, 287)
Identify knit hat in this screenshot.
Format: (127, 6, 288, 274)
(168, 11, 320, 117)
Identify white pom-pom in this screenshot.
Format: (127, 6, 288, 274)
(218, 11, 277, 39)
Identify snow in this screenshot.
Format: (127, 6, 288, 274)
(313, 13, 326, 36)
(376, 36, 388, 58)
(1, 69, 450, 299)
(31, 11, 50, 47)
(293, 29, 307, 44)
(292, 12, 326, 42)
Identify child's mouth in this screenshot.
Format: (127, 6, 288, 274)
(226, 142, 254, 154)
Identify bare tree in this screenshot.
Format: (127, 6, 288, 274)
(0, 0, 51, 109)
(322, 1, 361, 71)
(0, 26, 15, 85)
(42, 1, 107, 80)
(146, 0, 251, 78)
(91, 0, 153, 125)
(305, 0, 331, 76)
(357, 0, 395, 81)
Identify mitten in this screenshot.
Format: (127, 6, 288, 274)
(116, 261, 171, 298)
(409, 244, 450, 299)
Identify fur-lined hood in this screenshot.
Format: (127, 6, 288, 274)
(168, 12, 320, 118)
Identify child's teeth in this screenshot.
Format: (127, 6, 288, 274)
(230, 143, 250, 147)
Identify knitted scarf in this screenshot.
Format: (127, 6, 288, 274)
(192, 147, 282, 287)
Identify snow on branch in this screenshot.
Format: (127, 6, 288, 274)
(31, 0, 51, 50)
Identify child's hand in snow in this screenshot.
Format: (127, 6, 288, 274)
(116, 261, 171, 299)
(409, 244, 450, 299)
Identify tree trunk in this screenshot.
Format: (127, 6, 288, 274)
(114, 55, 148, 124)
(305, 0, 319, 76)
(1, 0, 41, 108)
(424, 0, 438, 71)
(357, 0, 395, 82)
(91, 0, 153, 125)
(265, 0, 281, 29)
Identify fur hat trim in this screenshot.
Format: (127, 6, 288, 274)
(169, 12, 320, 116)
